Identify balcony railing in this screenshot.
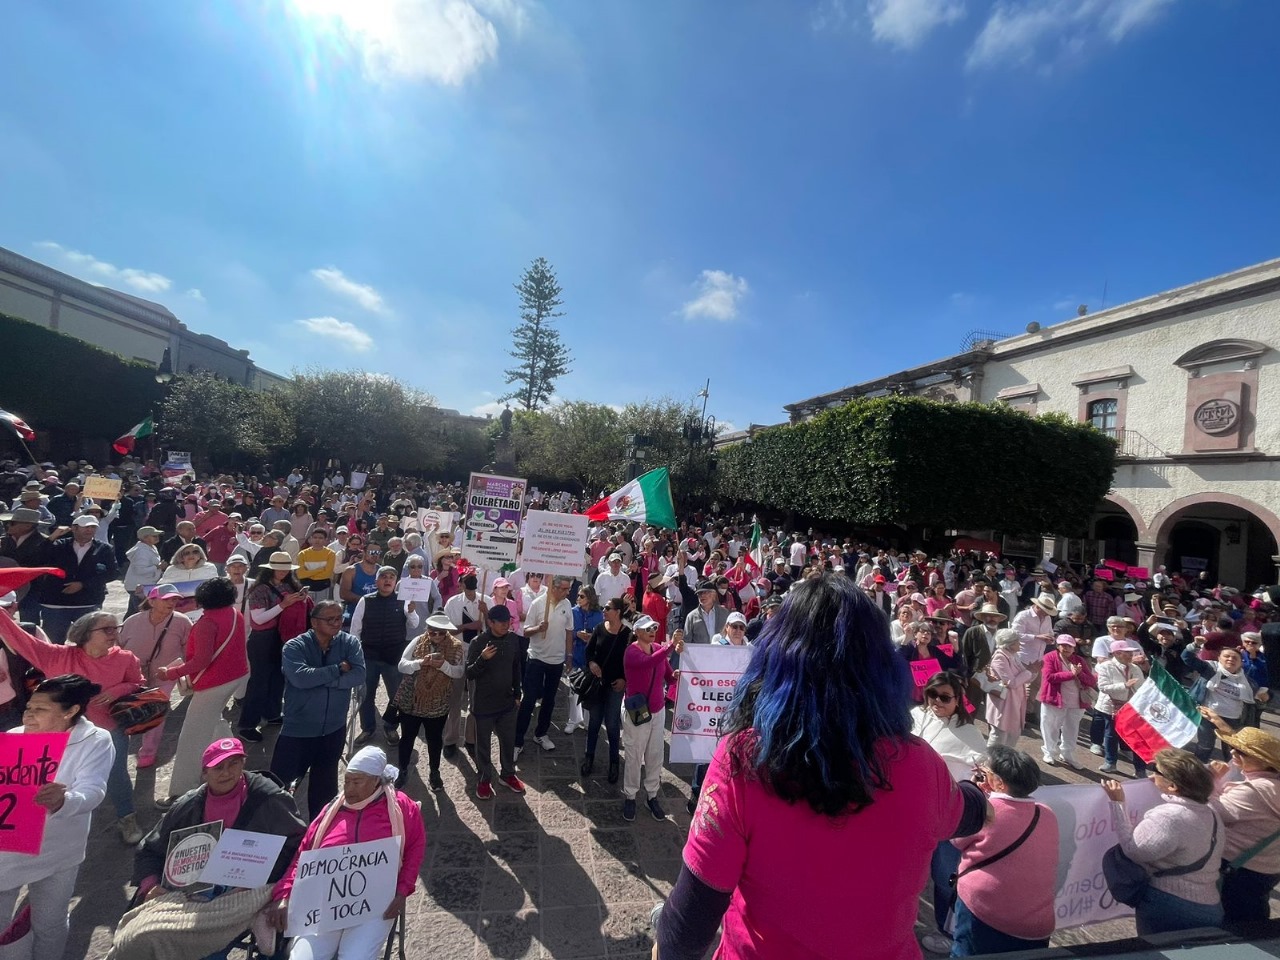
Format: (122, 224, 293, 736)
(1113, 428, 1166, 459)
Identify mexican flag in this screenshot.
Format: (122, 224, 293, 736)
(0, 407, 36, 442)
(113, 416, 154, 455)
(744, 522, 764, 574)
(584, 467, 676, 529)
(1114, 660, 1201, 763)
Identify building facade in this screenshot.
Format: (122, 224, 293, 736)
(0, 245, 285, 389)
(784, 258, 1280, 588)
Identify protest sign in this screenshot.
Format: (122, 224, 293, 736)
(910, 658, 942, 687)
(461, 473, 525, 570)
(161, 451, 193, 478)
(0, 731, 69, 855)
(936, 643, 954, 658)
(670, 645, 752, 764)
(164, 820, 223, 891)
(198, 829, 287, 889)
(350, 471, 367, 490)
(519, 510, 589, 580)
(1127, 565, 1150, 579)
(1038, 777, 1159, 928)
(82, 475, 122, 501)
(396, 577, 436, 603)
(412, 509, 454, 536)
(286, 836, 400, 937)
(1093, 567, 1115, 582)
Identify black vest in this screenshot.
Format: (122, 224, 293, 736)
(361, 592, 407, 659)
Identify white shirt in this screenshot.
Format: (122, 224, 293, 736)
(1011, 607, 1053, 664)
(444, 592, 482, 634)
(1057, 591, 1084, 617)
(349, 594, 420, 639)
(595, 570, 631, 606)
(789, 542, 807, 566)
(524, 593, 573, 664)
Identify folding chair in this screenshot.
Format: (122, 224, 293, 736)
(345, 684, 366, 760)
(382, 903, 407, 960)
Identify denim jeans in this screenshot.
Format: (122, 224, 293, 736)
(40, 604, 95, 645)
(585, 687, 623, 763)
(515, 659, 564, 746)
(1135, 884, 1224, 936)
(359, 656, 403, 734)
(108, 725, 136, 817)
(270, 727, 346, 819)
(239, 628, 283, 731)
(931, 839, 961, 933)
(950, 897, 1049, 956)
(1102, 713, 1148, 775)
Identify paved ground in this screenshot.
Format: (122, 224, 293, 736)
(53, 585, 1274, 957)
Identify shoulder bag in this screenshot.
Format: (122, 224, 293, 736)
(176, 618, 238, 698)
(949, 805, 1042, 888)
(1104, 817, 1218, 906)
(1219, 823, 1280, 887)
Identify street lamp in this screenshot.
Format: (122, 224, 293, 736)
(155, 347, 174, 384)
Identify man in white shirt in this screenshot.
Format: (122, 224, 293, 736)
(1056, 580, 1084, 618)
(514, 576, 574, 757)
(594, 554, 631, 606)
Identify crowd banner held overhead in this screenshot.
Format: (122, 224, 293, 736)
(0, 731, 70, 855)
(670, 645, 752, 764)
(1114, 660, 1201, 763)
(82, 475, 123, 501)
(286, 836, 400, 937)
(198, 829, 287, 888)
(112, 416, 154, 455)
(519, 510, 590, 580)
(461, 472, 526, 571)
(584, 467, 676, 530)
(163, 820, 223, 892)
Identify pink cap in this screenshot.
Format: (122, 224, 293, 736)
(911, 593, 927, 604)
(1110, 639, 1142, 654)
(492, 578, 510, 590)
(1054, 634, 1078, 647)
(202, 737, 246, 768)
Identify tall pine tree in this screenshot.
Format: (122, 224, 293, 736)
(501, 257, 572, 411)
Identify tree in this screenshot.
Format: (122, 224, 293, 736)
(501, 257, 572, 411)
(158, 372, 286, 468)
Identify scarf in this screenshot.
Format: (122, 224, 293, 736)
(308, 785, 405, 853)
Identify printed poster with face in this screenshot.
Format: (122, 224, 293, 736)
(461, 473, 526, 570)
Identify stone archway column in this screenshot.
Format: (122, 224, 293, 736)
(1136, 541, 1158, 576)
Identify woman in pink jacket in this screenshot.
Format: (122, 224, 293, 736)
(267, 746, 426, 959)
(983, 629, 1032, 749)
(1038, 635, 1098, 769)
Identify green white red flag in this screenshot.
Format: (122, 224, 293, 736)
(744, 522, 764, 575)
(112, 416, 154, 455)
(583, 467, 677, 529)
(1114, 660, 1201, 763)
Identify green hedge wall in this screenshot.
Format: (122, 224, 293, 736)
(717, 396, 1117, 536)
(0, 312, 166, 444)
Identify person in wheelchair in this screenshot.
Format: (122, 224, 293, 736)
(265, 746, 426, 960)
(109, 737, 307, 960)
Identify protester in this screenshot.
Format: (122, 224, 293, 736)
(0, 675, 113, 960)
(982, 628, 1032, 749)
(351, 566, 418, 747)
(266, 746, 426, 960)
(118, 583, 192, 769)
(240, 552, 310, 742)
(117, 737, 306, 960)
(394, 611, 465, 791)
(465, 604, 525, 799)
(582, 597, 632, 782)
(1184, 640, 1256, 761)
(40, 514, 119, 644)
(621, 615, 682, 822)
(295, 527, 337, 599)
(1038, 635, 1098, 769)
(1102, 748, 1225, 934)
(1096, 638, 1149, 776)
(159, 543, 219, 616)
(655, 574, 989, 959)
(122, 525, 163, 618)
(515, 574, 573, 758)
(567, 584, 603, 734)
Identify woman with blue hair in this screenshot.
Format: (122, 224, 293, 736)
(655, 573, 991, 959)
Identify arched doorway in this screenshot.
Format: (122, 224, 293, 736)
(1151, 494, 1280, 590)
(1095, 515, 1139, 566)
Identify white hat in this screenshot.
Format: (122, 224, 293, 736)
(263, 551, 298, 570)
(632, 615, 659, 631)
(72, 514, 99, 527)
(726, 611, 748, 627)
(346, 746, 398, 785)
(226, 554, 250, 567)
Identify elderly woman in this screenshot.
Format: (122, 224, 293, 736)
(119, 583, 193, 769)
(1097, 638, 1149, 776)
(0, 608, 145, 843)
(621, 615, 682, 823)
(654, 575, 989, 960)
(240, 552, 310, 742)
(158, 577, 251, 801)
(0, 675, 113, 960)
(1184, 640, 1257, 761)
(1102, 748, 1225, 934)
(123, 525, 164, 618)
(912, 671, 989, 955)
(113, 737, 306, 960)
(1201, 719, 1280, 921)
(1038, 634, 1098, 769)
(394, 612, 465, 792)
(267, 747, 427, 960)
(981, 628, 1031, 749)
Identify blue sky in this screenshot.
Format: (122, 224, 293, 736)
(3, 0, 1278, 433)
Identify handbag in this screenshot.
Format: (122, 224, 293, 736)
(110, 686, 171, 734)
(949, 806, 1041, 888)
(176, 619, 238, 698)
(567, 667, 601, 703)
(1219, 825, 1280, 885)
(625, 693, 651, 726)
(1104, 818, 1218, 906)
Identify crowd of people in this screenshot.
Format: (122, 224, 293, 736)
(2, 453, 1280, 958)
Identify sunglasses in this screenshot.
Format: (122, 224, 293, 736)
(426, 629, 449, 637)
(925, 691, 955, 704)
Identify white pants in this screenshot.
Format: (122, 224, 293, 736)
(169, 676, 240, 796)
(622, 706, 666, 801)
(1040, 705, 1086, 763)
(288, 917, 394, 960)
(987, 726, 1020, 749)
(0, 862, 81, 960)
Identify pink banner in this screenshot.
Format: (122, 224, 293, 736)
(910, 658, 942, 687)
(1127, 566, 1150, 579)
(1093, 567, 1115, 582)
(0, 731, 71, 855)
(1103, 559, 1128, 572)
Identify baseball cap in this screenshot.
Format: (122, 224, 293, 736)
(726, 612, 748, 626)
(632, 615, 659, 631)
(72, 515, 99, 527)
(487, 604, 511, 622)
(147, 583, 182, 601)
(202, 737, 246, 769)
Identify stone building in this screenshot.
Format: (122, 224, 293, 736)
(785, 258, 1280, 588)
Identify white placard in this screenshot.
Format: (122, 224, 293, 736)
(518, 510, 589, 580)
(350, 471, 368, 490)
(198, 829, 287, 889)
(396, 577, 436, 602)
(285, 836, 400, 937)
(670, 644, 753, 764)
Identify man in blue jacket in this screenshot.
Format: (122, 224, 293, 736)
(41, 514, 118, 644)
(270, 599, 366, 817)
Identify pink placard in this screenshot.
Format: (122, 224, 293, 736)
(0, 731, 70, 855)
(1127, 566, 1150, 579)
(1103, 559, 1128, 572)
(910, 658, 942, 687)
(937, 643, 955, 657)
(1093, 568, 1115, 582)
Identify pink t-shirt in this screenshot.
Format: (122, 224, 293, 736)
(683, 733, 966, 960)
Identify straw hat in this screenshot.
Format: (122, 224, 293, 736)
(1219, 727, 1280, 773)
(975, 603, 1006, 622)
(1031, 595, 1058, 615)
(263, 551, 298, 570)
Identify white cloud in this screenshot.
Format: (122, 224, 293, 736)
(285, 0, 523, 87)
(296, 316, 374, 351)
(34, 241, 173, 294)
(681, 270, 750, 322)
(471, 400, 506, 418)
(811, 0, 853, 32)
(967, 0, 1173, 71)
(868, 0, 965, 49)
(310, 266, 388, 314)
(185, 288, 206, 302)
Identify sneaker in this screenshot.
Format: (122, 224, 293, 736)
(1042, 756, 1056, 766)
(1090, 744, 1104, 756)
(501, 774, 527, 794)
(647, 798, 666, 821)
(622, 798, 637, 822)
(384, 728, 400, 745)
(429, 770, 444, 791)
(443, 744, 458, 759)
(119, 814, 143, 845)
(920, 933, 952, 954)
(476, 779, 495, 800)
(238, 728, 263, 743)
(1098, 763, 1118, 773)
(563, 722, 579, 734)
(354, 730, 375, 746)
(1063, 756, 1081, 770)
(514, 745, 523, 762)
(535, 735, 556, 751)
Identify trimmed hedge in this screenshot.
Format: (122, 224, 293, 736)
(717, 396, 1117, 536)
